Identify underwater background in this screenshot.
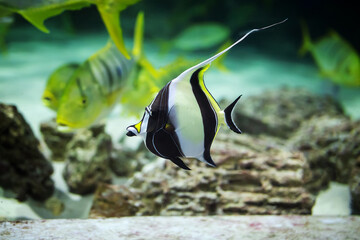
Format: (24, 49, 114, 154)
(0, 0, 359, 220)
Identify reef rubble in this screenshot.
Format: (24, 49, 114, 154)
(89, 88, 360, 217)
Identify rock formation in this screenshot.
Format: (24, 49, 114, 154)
(62, 125, 113, 195)
(89, 88, 360, 217)
(0, 103, 54, 201)
(90, 132, 315, 217)
(40, 119, 74, 162)
(234, 88, 343, 138)
(350, 157, 360, 214)
(289, 116, 360, 191)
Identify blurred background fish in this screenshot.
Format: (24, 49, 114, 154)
(163, 23, 230, 53)
(56, 11, 149, 130)
(0, 0, 140, 58)
(299, 22, 360, 88)
(42, 63, 79, 111)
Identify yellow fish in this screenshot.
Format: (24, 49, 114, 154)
(56, 12, 146, 130)
(42, 63, 79, 111)
(300, 22, 360, 87)
(0, 0, 140, 58)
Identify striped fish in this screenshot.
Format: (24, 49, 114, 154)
(56, 12, 144, 130)
(126, 19, 287, 170)
(88, 42, 134, 95)
(42, 63, 79, 111)
(300, 22, 360, 87)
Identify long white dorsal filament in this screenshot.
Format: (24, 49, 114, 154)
(176, 18, 288, 80)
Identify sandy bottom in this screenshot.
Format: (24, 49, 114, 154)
(0, 27, 357, 219)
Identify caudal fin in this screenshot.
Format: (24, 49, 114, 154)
(224, 95, 242, 134)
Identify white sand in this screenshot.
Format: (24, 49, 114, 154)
(0, 27, 358, 220)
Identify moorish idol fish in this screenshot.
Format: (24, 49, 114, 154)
(56, 12, 146, 130)
(126, 19, 287, 170)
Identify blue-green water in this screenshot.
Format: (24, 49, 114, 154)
(0, 21, 358, 219)
(1, 26, 360, 139)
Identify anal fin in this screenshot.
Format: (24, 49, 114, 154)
(170, 157, 191, 170)
(201, 152, 217, 168)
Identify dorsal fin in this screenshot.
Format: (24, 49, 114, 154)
(132, 11, 144, 59)
(174, 19, 288, 82)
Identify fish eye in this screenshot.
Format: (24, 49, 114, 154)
(80, 97, 88, 107)
(43, 97, 51, 101)
(126, 131, 136, 137)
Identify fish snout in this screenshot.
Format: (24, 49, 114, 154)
(56, 119, 73, 132)
(126, 126, 138, 137)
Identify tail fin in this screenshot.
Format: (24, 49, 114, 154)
(299, 20, 312, 56)
(224, 95, 242, 134)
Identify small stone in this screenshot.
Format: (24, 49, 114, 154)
(89, 183, 141, 218)
(40, 119, 74, 162)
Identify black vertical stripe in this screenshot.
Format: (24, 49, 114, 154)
(190, 68, 217, 165)
(99, 58, 114, 92)
(145, 82, 184, 161)
(116, 66, 123, 78)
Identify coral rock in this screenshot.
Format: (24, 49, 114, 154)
(89, 183, 141, 218)
(62, 125, 112, 195)
(40, 119, 74, 161)
(90, 132, 315, 217)
(289, 116, 360, 191)
(0, 103, 54, 201)
(234, 88, 343, 138)
(350, 157, 360, 214)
